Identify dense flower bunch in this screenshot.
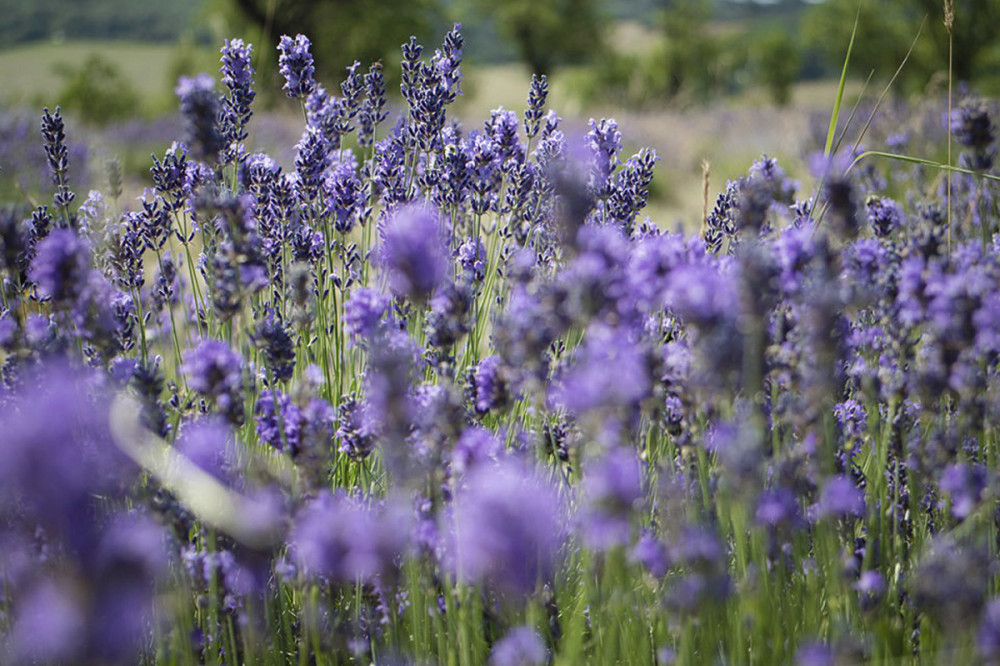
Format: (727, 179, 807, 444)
(1, 25, 1000, 665)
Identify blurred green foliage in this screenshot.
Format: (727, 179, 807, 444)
(579, 0, 751, 107)
(223, 0, 441, 78)
(754, 31, 800, 106)
(478, 0, 606, 76)
(803, 0, 1000, 94)
(53, 53, 140, 125)
(0, 0, 205, 46)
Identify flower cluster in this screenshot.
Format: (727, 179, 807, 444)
(1, 25, 1000, 666)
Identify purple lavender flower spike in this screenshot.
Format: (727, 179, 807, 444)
(40, 106, 76, 216)
(220, 38, 255, 164)
(256, 389, 303, 454)
(524, 74, 549, 141)
(469, 355, 509, 415)
(278, 34, 316, 99)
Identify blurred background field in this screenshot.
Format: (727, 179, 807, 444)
(0, 0, 996, 226)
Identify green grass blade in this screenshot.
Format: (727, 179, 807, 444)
(849, 16, 927, 157)
(849, 149, 1000, 183)
(824, 4, 861, 157)
(832, 69, 874, 157)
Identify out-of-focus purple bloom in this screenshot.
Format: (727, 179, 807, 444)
(816, 475, 865, 519)
(809, 151, 859, 239)
(344, 287, 389, 338)
(979, 599, 1000, 663)
(950, 97, 997, 170)
(489, 626, 547, 666)
(278, 34, 316, 99)
(8, 581, 85, 664)
(795, 642, 834, 666)
(552, 322, 651, 417)
(175, 74, 222, 164)
(0, 363, 164, 664)
(631, 530, 670, 577)
(0, 363, 135, 546)
(940, 463, 988, 519)
(756, 487, 803, 528)
(379, 204, 450, 302)
(580, 447, 642, 550)
(425, 278, 473, 348)
(911, 538, 991, 630)
(855, 570, 886, 611)
(175, 417, 239, 486)
(450, 426, 503, 476)
(88, 514, 168, 659)
(290, 491, 409, 581)
(665, 262, 739, 327)
(625, 231, 691, 312)
(183, 339, 245, 424)
(181, 543, 259, 615)
(450, 458, 563, 594)
(29, 228, 90, 304)
(254, 312, 296, 382)
(666, 525, 731, 611)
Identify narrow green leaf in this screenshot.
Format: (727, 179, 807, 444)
(849, 149, 1000, 183)
(824, 4, 861, 157)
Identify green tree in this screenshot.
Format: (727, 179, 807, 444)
(755, 31, 801, 106)
(803, 0, 1000, 93)
(655, 0, 728, 102)
(485, 0, 606, 76)
(228, 0, 441, 75)
(54, 53, 141, 125)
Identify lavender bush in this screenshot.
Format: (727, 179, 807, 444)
(1, 25, 1000, 665)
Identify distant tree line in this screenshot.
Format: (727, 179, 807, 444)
(5, 0, 1000, 108)
(0, 0, 207, 47)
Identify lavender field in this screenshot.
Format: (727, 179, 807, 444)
(2, 20, 1000, 666)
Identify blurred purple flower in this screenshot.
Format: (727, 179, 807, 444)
(489, 626, 547, 666)
(291, 491, 409, 582)
(379, 204, 450, 302)
(816, 476, 865, 519)
(450, 458, 563, 594)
